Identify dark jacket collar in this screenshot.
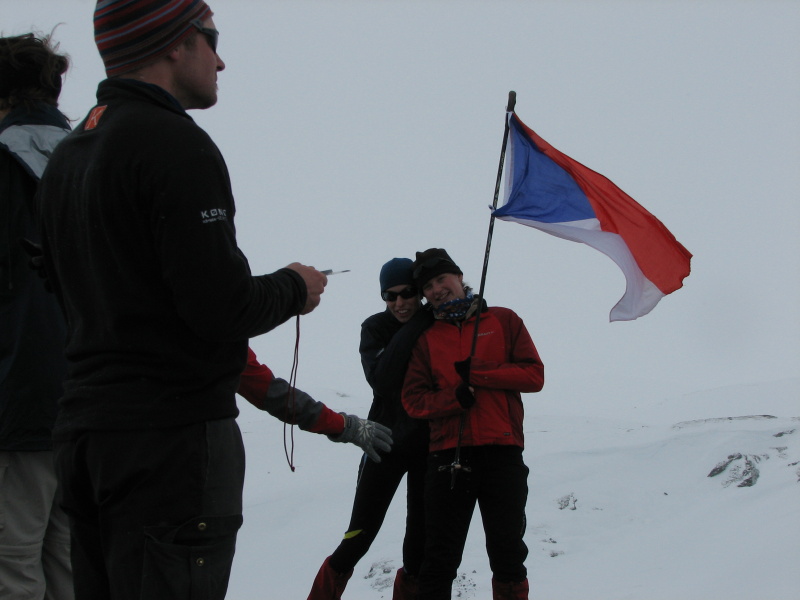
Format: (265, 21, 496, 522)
(96, 78, 190, 118)
(0, 102, 69, 135)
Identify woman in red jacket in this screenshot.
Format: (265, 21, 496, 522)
(402, 248, 544, 600)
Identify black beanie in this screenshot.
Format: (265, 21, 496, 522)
(412, 248, 462, 289)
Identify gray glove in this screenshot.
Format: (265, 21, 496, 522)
(328, 413, 393, 463)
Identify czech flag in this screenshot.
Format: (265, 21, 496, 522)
(493, 112, 692, 321)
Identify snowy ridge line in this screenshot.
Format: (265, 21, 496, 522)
(672, 414, 778, 429)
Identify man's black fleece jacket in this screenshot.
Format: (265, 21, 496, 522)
(36, 79, 306, 439)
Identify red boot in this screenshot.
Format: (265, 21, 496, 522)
(491, 577, 529, 600)
(307, 556, 353, 600)
(392, 567, 419, 600)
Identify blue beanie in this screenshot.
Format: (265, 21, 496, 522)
(379, 258, 414, 292)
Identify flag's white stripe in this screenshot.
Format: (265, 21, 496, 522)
(495, 216, 665, 321)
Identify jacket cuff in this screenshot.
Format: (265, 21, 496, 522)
(276, 267, 308, 315)
(309, 407, 346, 435)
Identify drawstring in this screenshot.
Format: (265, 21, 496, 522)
(283, 315, 300, 471)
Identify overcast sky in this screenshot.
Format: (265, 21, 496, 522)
(6, 0, 799, 412)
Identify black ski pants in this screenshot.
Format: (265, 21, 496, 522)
(418, 445, 529, 600)
(329, 444, 427, 575)
(54, 418, 245, 600)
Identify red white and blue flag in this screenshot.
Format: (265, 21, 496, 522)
(493, 113, 692, 321)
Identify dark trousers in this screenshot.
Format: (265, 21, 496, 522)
(418, 445, 529, 600)
(329, 445, 427, 575)
(54, 418, 245, 600)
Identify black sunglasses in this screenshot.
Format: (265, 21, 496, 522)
(412, 257, 455, 280)
(381, 287, 418, 302)
(190, 19, 219, 53)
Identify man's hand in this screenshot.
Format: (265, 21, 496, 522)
(285, 263, 327, 314)
(328, 413, 393, 463)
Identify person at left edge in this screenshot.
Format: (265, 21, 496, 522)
(34, 1, 325, 598)
(0, 31, 74, 600)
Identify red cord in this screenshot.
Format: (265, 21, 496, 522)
(283, 315, 300, 471)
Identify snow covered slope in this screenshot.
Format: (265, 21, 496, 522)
(228, 378, 799, 599)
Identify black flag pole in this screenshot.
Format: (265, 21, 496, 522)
(470, 89, 517, 356)
(447, 90, 517, 489)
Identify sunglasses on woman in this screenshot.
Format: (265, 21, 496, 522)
(381, 287, 418, 302)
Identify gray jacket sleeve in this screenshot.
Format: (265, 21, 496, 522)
(257, 377, 324, 431)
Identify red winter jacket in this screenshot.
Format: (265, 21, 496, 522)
(402, 306, 543, 452)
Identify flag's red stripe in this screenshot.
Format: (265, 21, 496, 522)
(513, 115, 692, 294)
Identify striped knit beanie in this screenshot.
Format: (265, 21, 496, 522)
(94, 0, 212, 77)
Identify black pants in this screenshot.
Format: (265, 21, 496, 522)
(329, 445, 427, 574)
(418, 445, 529, 600)
(55, 418, 245, 600)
